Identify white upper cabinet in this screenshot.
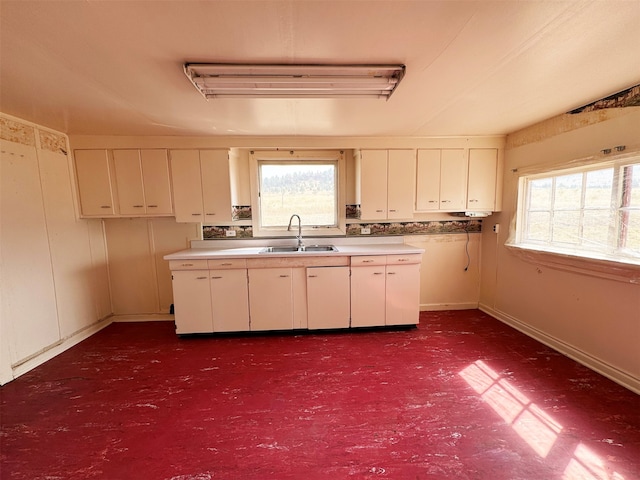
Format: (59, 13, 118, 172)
(467, 148, 498, 211)
(74, 149, 115, 216)
(439, 149, 468, 211)
(359, 149, 415, 220)
(170, 149, 232, 223)
(113, 149, 172, 216)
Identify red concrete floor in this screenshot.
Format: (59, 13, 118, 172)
(1, 310, 639, 479)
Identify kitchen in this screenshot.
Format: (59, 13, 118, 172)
(1, 1, 639, 478)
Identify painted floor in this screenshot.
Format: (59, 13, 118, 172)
(1, 310, 639, 479)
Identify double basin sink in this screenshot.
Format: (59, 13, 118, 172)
(260, 245, 338, 254)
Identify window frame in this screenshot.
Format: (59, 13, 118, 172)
(249, 150, 347, 238)
(509, 150, 640, 280)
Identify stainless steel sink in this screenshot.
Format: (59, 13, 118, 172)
(260, 245, 337, 254)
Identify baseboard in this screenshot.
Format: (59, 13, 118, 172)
(420, 302, 479, 311)
(112, 314, 174, 322)
(479, 303, 640, 395)
(6, 316, 114, 385)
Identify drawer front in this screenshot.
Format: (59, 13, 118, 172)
(208, 258, 247, 269)
(386, 254, 422, 265)
(350, 255, 386, 267)
(169, 259, 209, 270)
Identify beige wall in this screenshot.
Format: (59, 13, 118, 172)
(1, 115, 111, 384)
(479, 107, 640, 393)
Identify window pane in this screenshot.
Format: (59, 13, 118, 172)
(582, 209, 612, 249)
(552, 210, 580, 244)
(627, 164, 640, 207)
(526, 211, 551, 242)
(528, 178, 552, 210)
(554, 173, 582, 209)
(260, 163, 337, 227)
(584, 168, 613, 208)
(624, 211, 640, 254)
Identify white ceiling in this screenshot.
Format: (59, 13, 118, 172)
(1, 0, 639, 137)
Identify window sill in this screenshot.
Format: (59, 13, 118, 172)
(504, 243, 640, 284)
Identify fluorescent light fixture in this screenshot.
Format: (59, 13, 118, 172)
(183, 63, 405, 99)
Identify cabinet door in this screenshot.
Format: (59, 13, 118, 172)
(170, 150, 204, 223)
(171, 270, 213, 334)
(467, 148, 497, 211)
(248, 268, 293, 331)
(210, 269, 250, 332)
(439, 149, 467, 211)
(385, 263, 421, 326)
(415, 149, 441, 211)
(387, 149, 415, 219)
(113, 149, 145, 215)
(141, 149, 173, 215)
(350, 265, 386, 327)
(200, 149, 232, 223)
(306, 266, 350, 329)
(359, 149, 388, 220)
(74, 149, 115, 216)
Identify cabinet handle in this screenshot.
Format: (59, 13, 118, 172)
(133, 205, 144, 208)
(192, 213, 201, 216)
(181, 263, 194, 267)
(398, 258, 408, 262)
(100, 205, 111, 209)
(375, 209, 384, 212)
(441, 200, 451, 203)
(387, 272, 397, 275)
(362, 260, 374, 263)
(308, 275, 318, 278)
(206, 213, 216, 216)
(148, 204, 158, 208)
(373, 272, 384, 275)
(211, 276, 222, 279)
(279, 275, 290, 278)
(389, 209, 397, 212)
(428, 200, 437, 203)
(220, 263, 232, 266)
(469, 199, 478, 203)
(196, 276, 207, 280)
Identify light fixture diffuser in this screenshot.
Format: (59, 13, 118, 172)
(183, 63, 405, 99)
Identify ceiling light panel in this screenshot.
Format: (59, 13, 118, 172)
(183, 63, 406, 99)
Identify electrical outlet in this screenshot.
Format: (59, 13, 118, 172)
(225, 229, 236, 237)
(360, 227, 371, 235)
(493, 224, 500, 234)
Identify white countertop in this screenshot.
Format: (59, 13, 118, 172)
(164, 241, 424, 261)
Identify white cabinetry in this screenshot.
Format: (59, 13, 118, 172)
(350, 257, 387, 327)
(210, 261, 250, 332)
(248, 268, 294, 331)
(113, 149, 172, 215)
(171, 267, 213, 334)
(416, 149, 467, 211)
(306, 266, 351, 329)
(74, 149, 115, 216)
(467, 148, 498, 211)
(358, 149, 415, 220)
(170, 149, 232, 223)
(350, 254, 421, 327)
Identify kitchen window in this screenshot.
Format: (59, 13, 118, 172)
(249, 150, 346, 237)
(512, 155, 640, 267)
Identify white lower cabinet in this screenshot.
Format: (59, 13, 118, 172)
(351, 255, 421, 327)
(306, 266, 351, 329)
(171, 270, 213, 334)
(385, 263, 421, 326)
(210, 269, 250, 332)
(248, 268, 294, 331)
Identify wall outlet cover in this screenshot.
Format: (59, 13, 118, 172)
(361, 227, 371, 235)
(225, 229, 236, 237)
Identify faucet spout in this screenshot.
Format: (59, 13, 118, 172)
(287, 214, 303, 248)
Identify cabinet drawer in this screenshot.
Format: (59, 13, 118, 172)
(386, 254, 422, 265)
(350, 255, 386, 266)
(169, 259, 209, 270)
(208, 258, 247, 269)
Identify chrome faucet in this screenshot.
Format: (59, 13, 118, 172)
(287, 214, 303, 248)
